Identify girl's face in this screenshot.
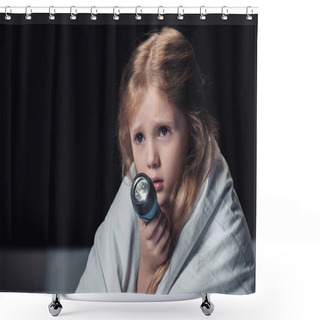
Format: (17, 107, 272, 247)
(129, 88, 188, 211)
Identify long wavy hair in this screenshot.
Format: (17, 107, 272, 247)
(118, 27, 218, 293)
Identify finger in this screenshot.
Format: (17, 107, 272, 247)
(141, 210, 162, 240)
(151, 211, 167, 244)
(139, 219, 145, 231)
(157, 221, 170, 251)
(162, 234, 171, 257)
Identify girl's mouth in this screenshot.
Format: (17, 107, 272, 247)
(152, 178, 164, 192)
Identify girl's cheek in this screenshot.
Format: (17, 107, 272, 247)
(131, 148, 139, 170)
(135, 151, 146, 173)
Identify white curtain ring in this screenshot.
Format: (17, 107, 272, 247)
(177, 6, 184, 20)
(90, 6, 98, 21)
(246, 6, 253, 21)
(113, 6, 120, 21)
(25, 6, 32, 21)
(221, 6, 228, 21)
(200, 6, 207, 20)
(5, 6, 12, 21)
(49, 6, 56, 21)
(157, 6, 164, 20)
(135, 6, 142, 20)
(70, 6, 77, 20)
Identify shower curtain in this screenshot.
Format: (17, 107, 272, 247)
(0, 7, 257, 295)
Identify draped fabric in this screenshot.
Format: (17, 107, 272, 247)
(0, 12, 257, 293)
(76, 143, 255, 294)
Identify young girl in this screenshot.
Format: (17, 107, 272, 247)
(76, 27, 255, 295)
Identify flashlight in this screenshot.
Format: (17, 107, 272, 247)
(131, 173, 161, 225)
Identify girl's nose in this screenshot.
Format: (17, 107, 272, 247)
(147, 142, 160, 169)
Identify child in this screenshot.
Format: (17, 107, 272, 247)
(76, 27, 255, 295)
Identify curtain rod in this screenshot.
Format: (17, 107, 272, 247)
(0, 6, 258, 15)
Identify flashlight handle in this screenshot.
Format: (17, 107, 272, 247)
(139, 201, 161, 225)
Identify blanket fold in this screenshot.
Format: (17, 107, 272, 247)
(76, 145, 255, 294)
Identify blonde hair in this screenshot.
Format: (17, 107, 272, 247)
(118, 27, 218, 293)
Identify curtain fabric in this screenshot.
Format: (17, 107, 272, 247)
(0, 11, 257, 293)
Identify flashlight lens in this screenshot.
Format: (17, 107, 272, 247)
(135, 179, 149, 203)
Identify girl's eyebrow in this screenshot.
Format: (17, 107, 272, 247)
(130, 124, 143, 134)
(152, 118, 175, 127)
(131, 118, 176, 133)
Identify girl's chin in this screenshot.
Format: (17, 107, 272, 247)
(159, 199, 169, 213)
(158, 201, 168, 212)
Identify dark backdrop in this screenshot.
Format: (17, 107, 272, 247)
(0, 14, 257, 250)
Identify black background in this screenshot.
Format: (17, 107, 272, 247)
(0, 14, 257, 249)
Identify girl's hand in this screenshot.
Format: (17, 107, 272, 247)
(137, 211, 171, 293)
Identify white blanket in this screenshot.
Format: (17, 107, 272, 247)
(76, 147, 255, 294)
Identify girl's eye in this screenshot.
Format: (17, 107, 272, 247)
(159, 127, 170, 137)
(135, 133, 144, 144)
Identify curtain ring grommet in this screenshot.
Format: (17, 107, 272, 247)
(49, 6, 55, 21)
(200, 6, 207, 20)
(25, 6, 32, 21)
(90, 6, 98, 21)
(177, 6, 184, 20)
(246, 6, 253, 21)
(70, 6, 77, 20)
(113, 6, 120, 21)
(157, 6, 164, 20)
(135, 6, 142, 20)
(5, 6, 12, 21)
(221, 6, 228, 21)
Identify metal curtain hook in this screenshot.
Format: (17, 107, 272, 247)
(70, 6, 77, 20)
(90, 6, 98, 20)
(246, 6, 253, 21)
(135, 6, 142, 20)
(200, 6, 207, 20)
(157, 6, 164, 20)
(49, 6, 55, 21)
(221, 6, 228, 21)
(5, 6, 12, 20)
(25, 6, 32, 20)
(177, 6, 184, 20)
(113, 6, 120, 21)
